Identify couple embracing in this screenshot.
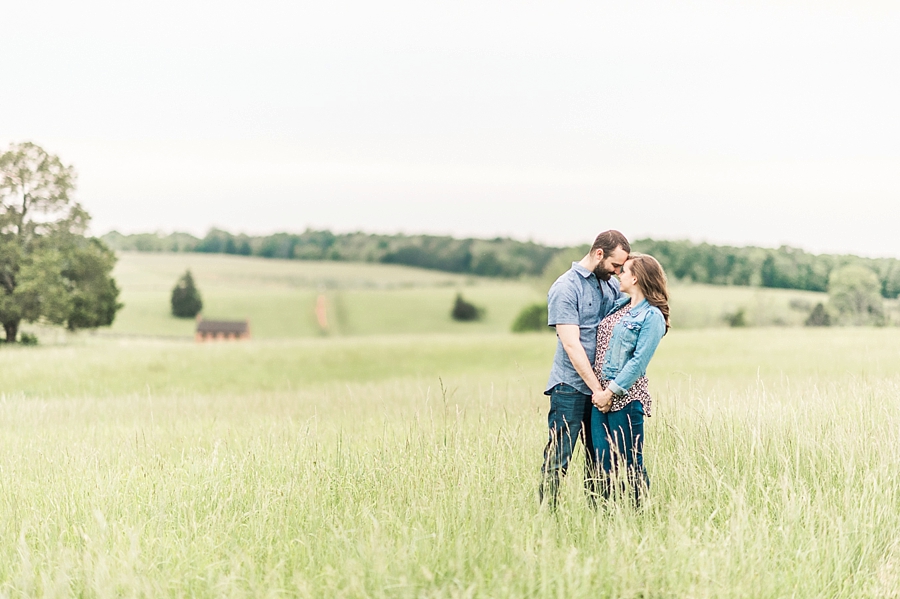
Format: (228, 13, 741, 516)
(540, 230, 670, 509)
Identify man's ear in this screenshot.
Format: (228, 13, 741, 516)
(594, 248, 605, 260)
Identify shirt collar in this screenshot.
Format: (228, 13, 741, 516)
(571, 262, 594, 279)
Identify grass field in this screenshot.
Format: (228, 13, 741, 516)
(6, 252, 900, 596)
(3, 326, 900, 597)
(99, 252, 837, 340)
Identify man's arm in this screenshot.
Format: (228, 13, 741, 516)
(555, 325, 607, 408)
(548, 277, 611, 410)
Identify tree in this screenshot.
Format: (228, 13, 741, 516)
(64, 238, 122, 330)
(827, 265, 884, 325)
(0, 142, 121, 342)
(171, 270, 203, 318)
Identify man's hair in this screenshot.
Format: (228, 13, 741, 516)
(590, 230, 630, 257)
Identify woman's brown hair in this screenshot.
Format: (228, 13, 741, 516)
(627, 254, 670, 333)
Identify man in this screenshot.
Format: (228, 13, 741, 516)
(540, 230, 631, 508)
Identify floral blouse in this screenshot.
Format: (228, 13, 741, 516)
(593, 305, 653, 416)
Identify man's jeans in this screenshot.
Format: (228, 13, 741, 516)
(590, 400, 649, 504)
(540, 383, 597, 508)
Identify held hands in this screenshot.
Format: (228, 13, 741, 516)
(592, 388, 614, 413)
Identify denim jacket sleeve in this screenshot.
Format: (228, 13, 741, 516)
(607, 308, 666, 395)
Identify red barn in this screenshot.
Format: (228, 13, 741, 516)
(195, 317, 251, 342)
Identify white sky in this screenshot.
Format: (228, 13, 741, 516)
(2, 0, 899, 255)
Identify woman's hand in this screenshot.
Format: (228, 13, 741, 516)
(592, 388, 614, 413)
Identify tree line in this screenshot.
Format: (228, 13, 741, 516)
(630, 239, 900, 299)
(102, 229, 562, 279)
(104, 230, 900, 299)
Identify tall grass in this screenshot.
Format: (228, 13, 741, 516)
(1, 329, 900, 596)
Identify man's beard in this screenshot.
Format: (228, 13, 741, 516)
(593, 263, 614, 281)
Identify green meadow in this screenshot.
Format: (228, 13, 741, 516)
(4, 252, 900, 597)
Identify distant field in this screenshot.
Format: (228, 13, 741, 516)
(101, 252, 838, 340)
(108, 252, 544, 338)
(2, 329, 900, 596)
(668, 282, 827, 328)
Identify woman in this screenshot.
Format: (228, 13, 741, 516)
(591, 254, 670, 503)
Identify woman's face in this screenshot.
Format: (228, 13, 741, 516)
(619, 260, 639, 294)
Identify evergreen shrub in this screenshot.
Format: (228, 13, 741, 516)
(171, 270, 203, 318)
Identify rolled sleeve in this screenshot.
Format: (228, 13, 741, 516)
(547, 280, 579, 326)
(607, 380, 627, 396)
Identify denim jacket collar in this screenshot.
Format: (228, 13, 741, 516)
(613, 296, 650, 316)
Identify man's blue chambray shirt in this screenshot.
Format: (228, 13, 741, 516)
(545, 262, 625, 395)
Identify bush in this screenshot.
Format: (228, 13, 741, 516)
(19, 332, 38, 346)
(511, 303, 550, 333)
(171, 270, 203, 318)
(805, 303, 832, 327)
(724, 308, 747, 327)
(451, 294, 483, 322)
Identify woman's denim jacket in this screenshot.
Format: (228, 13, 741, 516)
(601, 297, 667, 396)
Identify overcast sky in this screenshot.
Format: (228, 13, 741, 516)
(2, 0, 898, 255)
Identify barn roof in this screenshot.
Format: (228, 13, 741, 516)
(196, 319, 249, 334)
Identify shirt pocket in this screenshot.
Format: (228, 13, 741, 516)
(578, 297, 599, 325)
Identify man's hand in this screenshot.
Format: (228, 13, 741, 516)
(556, 324, 603, 395)
(592, 388, 613, 413)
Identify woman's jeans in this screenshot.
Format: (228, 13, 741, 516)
(590, 400, 649, 503)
